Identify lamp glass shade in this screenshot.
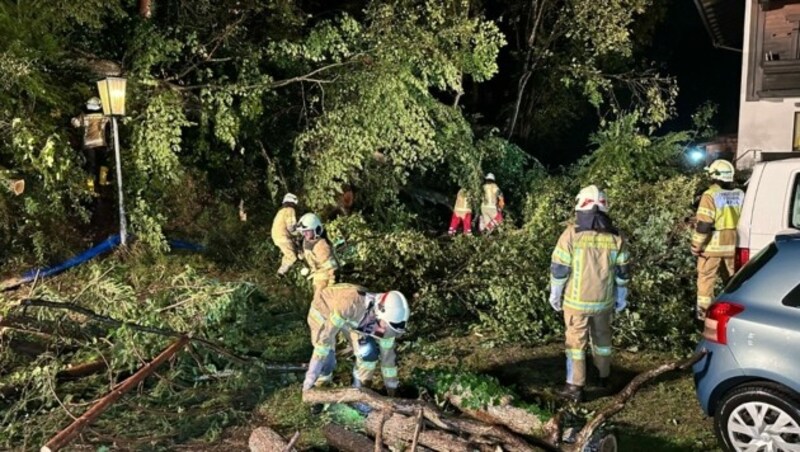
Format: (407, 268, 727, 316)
(96, 77, 127, 116)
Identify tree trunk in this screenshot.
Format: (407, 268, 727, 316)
(248, 427, 296, 452)
(323, 424, 384, 452)
(365, 412, 492, 452)
(446, 389, 548, 437)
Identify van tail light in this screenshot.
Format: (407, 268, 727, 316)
(735, 247, 750, 271)
(703, 302, 745, 345)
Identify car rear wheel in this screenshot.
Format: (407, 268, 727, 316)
(715, 384, 800, 451)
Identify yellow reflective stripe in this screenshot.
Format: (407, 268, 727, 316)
(615, 277, 628, 286)
(704, 243, 735, 253)
(592, 346, 613, 357)
(309, 307, 325, 325)
(358, 360, 378, 371)
(697, 207, 716, 219)
(316, 373, 333, 383)
(615, 251, 629, 265)
(382, 367, 398, 378)
(314, 344, 332, 358)
(552, 247, 572, 264)
(565, 348, 585, 360)
(697, 296, 713, 308)
(570, 249, 584, 301)
(574, 235, 619, 250)
(330, 312, 346, 328)
(378, 338, 395, 349)
(318, 259, 338, 271)
(551, 276, 568, 287)
(563, 299, 614, 313)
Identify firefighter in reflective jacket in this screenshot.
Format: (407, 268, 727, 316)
(448, 188, 472, 236)
(479, 173, 505, 233)
(296, 213, 339, 294)
(271, 193, 299, 276)
(71, 97, 110, 191)
(302, 284, 409, 396)
(549, 185, 630, 403)
(691, 159, 744, 320)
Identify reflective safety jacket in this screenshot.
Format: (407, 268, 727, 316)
(481, 182, 504, 211)
(307, 284, 400, 388)
(551, 225, 630, 313)
(691, 184, 744, 257)
(71, 113, 109, 149)
(453, 189, 471, 216)
(303, 238, 339, 283)
(271, 207, 297, 243)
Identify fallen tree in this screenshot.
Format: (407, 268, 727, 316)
(301, 349, 708, 451)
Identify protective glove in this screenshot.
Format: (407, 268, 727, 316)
(302, 356, 325, 391)
(300, 267, 310, 277)
(614, 286, 628, 313)
(549, 285, 564, 312)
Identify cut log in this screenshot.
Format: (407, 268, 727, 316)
(248, 427, 296, 452)
(304, 388, 552, 452)
(323, 424, 384, 452)
(365, 411, 494, 452)
(446, 388, 547, 437)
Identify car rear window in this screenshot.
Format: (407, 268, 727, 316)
(724, 243, 779, 293)
(784, 283, 800, 308)
(792, 174, 800, 229)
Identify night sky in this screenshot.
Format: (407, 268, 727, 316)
(655, 0, 742, 135)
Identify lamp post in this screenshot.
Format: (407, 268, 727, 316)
(96, 77, 128, 245)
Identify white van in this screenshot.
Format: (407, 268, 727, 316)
(736, 156, 800, 269)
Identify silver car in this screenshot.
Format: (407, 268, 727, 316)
(693, 232, 800, 451)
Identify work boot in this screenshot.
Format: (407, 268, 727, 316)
(598, 377, 610, 389)
(558, 384, 585, 403)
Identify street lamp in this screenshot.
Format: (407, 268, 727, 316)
(96, 77, 128, 245)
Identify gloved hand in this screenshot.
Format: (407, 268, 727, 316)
(691, 247, 702, 257)
(302, 357, 325, 391)
(549, 285, 564, 312)
(300, 267, 310, 277)
(356, 337, 379, 362)
(614, 286, 628, 313)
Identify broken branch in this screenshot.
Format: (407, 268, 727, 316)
(41, 335, 190, 452)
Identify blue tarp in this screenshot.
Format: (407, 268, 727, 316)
(2, 234, 204, 290)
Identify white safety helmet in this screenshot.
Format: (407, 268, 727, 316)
(296, 212, 323, 239)
(485, 173, 496, 182)
(375, 291, 409, 334)
(705, 159, 735, 183)
(86, 97, 102, 111)
(575, 185, 608, 212)
(282, 193, 298, 204)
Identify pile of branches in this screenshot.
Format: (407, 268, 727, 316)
(251, 350, 706, 452)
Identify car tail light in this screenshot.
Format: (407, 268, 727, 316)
(735, 247, 750, 271)
(703, 302, 745, 345)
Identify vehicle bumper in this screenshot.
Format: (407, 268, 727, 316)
(693, 340, 745, 415)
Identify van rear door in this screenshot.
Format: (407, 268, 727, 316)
(747, 162, 799, 257)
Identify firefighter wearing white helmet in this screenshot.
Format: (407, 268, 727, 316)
(479, 172, 505, 233)
(271, 193, 300, 276)
(296, 213, 339, 294)
(302, 284, 409, 397)
(549, 185, 630, 403)
(71, 97, 110, 192)
(691, 159, 744, 320)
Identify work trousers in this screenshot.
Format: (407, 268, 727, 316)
(564, 308, 613, 387)
(312, 270, 336, 297)
(696, 255, 735, 320)
(275, 240, 298, 275)
(478, 207, 503, 233)
(448, 212, 472, 235)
